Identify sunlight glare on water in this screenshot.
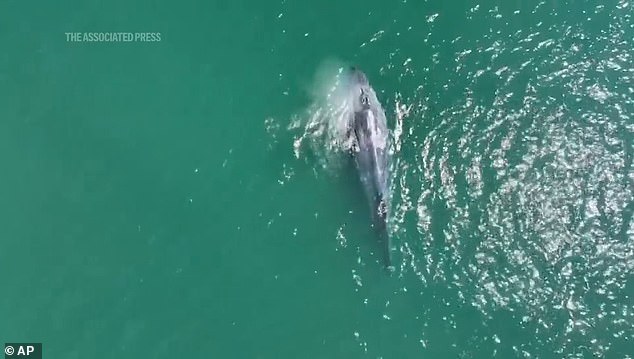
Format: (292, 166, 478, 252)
(385, 1, 634, 357)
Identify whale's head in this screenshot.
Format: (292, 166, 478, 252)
(348, 67, 377, 113)
(349, 67, 369, 86)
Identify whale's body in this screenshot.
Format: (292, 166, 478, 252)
(346, 68, 391, 267)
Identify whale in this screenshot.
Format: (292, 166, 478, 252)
(346, 67, 392, 267)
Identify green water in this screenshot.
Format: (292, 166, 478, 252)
(1, 0, 633, 358)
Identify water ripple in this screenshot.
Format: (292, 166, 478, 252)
(388, 2, 634, 356)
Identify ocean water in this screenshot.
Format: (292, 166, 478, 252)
(1, 0, 633, 358)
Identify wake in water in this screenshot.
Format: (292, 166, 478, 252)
(290, 62, 363, 172)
